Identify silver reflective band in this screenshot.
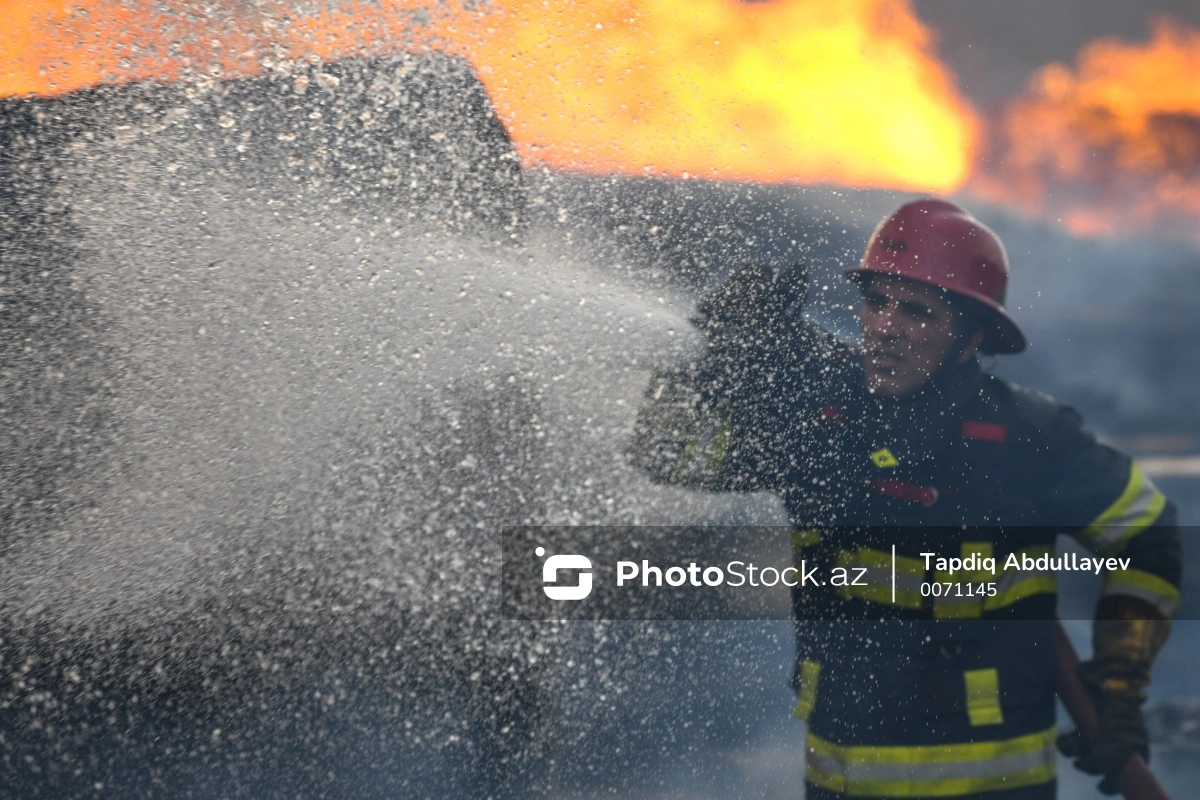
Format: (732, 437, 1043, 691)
(806, 726, 1057, 796)
(1079, 464, 1167, 555)
(807, 746, 1055, 783)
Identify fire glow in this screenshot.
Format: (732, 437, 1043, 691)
(462, 0, 976, 190)
(1, 0, 976, 191)
(977, 17, 1200, 241)
(4, 1, 1200, 241)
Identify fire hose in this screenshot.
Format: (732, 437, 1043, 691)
(1053, 620, 1172, 800)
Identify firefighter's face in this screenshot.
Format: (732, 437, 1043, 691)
(860, 275, 972, 398)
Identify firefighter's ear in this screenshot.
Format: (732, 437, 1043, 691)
(955, 330, 985, 365)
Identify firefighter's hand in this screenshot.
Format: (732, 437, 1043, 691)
(1056, 670, 1150, 796)
(1059, 596, 1172, 793)
(693, 262, 808, 346)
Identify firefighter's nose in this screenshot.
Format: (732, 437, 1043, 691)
(864, 304, 898, 338)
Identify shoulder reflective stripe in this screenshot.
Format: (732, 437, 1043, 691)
(805, 727, 1056, 798)
(984, 545, 1058, 612)
(835, 549, 924, 609)
(1078, 463, 1168, 556)
(793, 659, 821, 721)
(964, 669, 1004, 726)
(1102, 568, 1181, 618)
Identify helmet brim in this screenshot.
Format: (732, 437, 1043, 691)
(846, 267, 1027, 355)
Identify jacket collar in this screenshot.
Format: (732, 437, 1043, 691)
(851, 358, 986, 450)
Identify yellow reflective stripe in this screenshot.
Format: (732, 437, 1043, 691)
(793, 659, 821, 721)
(702, 420, 731, 490)
(671, 434, 699, 482)
(808, 726, 1056, 766)
(856, 548, 902, 572)
(793, 528, 824, 548)
(984, 574, 1058, 612)
(664, 412, 732, 488)
(1010, 544, 1053, 562)
(933, 542, 995, 619)
(1079, 463, 1167, 555)
(933, 594, 982, 619)
(963, 542, 994, 561)
(1103, 568, 1181, 618)
(806, 727, 1057, 798)
(793, 528, 823, 570)
(964, 669, 1004, 726)
(983, 545, 1058, 612)
(835, 549, 924, 609)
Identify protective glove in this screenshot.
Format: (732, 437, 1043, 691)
(690, 262, 812, 404)
(1056, 690, 1147, 795)
(1057, 595, 1172, 795)
(693, 261, 809, 351)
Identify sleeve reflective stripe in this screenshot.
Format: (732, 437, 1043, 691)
(832, 546, 1061, 615)
(667, 417, 731, 487)
(1102, 568, 1181, 618)
(933, 594, 982, 619)
(933, 542, 994, 620)
(835, 549, 924, 609)
(634, 374, 732, 489)
(805, 727, 1056, 798)
(702, 420, 731, 490)
(793, 528, 823, 571)
(671, 434, 700, 481)
(1078, 463, 1168, 556)
(792, 659, 821, 721)
(983, 546, 1058, 612)
(964, 669, 1004, 726)
(792, 528, 824, 548)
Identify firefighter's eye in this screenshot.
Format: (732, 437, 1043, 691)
(863, 293, 887, 311)
(900, 301, 934, 320)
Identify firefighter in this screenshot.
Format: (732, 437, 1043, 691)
(631, 198, 1182, 799)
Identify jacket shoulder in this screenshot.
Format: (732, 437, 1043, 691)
(970, 375, 1084, 448)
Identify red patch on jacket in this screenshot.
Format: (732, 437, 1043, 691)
(961, 421, 1007, 443)
(821, 405, 849, 423)
(872, 478, 938, 507)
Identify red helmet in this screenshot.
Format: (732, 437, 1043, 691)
(847, 198, 1026, 354)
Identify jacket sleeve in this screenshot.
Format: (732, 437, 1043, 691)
(1041, 405, 1182, 618)
(628, 361, 737, 491)
(629, 318, 851, 493)
(628, 317, 832, 492)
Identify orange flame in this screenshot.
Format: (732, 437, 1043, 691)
(975, 17, 1200, 241)
(0, 0, 978, 192)
(460, 0, 977, 190)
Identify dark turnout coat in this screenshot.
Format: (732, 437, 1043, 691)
(631, 324, 1181, 799)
